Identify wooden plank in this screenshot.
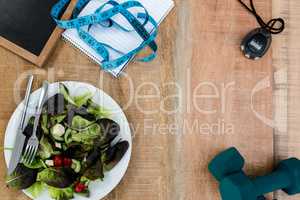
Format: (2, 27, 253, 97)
(273, 0, 300, 199)
(175, 0, 274, 199)
(0, 0, 274, 200)
(271, 1, 289, 200)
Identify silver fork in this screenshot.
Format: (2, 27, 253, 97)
(23, 81, 48, 165)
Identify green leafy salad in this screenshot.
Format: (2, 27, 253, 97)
(6, 83, 129, 200)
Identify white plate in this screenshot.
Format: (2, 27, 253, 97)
(4, 81, 132, 200)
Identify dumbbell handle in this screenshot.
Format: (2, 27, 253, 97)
(252, 169, 292, 196)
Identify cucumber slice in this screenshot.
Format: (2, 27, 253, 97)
(71, 159, 81, 173)
(51, 124, 65, 138)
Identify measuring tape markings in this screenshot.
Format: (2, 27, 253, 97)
(91, 1, 158, 63)
(51, 0, 158, 70)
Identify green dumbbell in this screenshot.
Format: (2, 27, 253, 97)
(208, 147, 300, 200)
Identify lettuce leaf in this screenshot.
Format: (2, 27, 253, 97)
(23, 158, 45, 169)
(50, 114, 66, 126)
(69, 116, 101, 146)
(60, 83, 93, 108)
(6, 164, 37, 189)
(37, 135, 54, 159)
(48, 186, 74, 200)
(71, 115, 94, 129)
(41, 114, 49, 135)
(87, 100, 110, 119)
(102, 141, 129, 171)
(71, 125, 101, 145)
(26, 182, 44, 198)
(73, 92, 93, 107)
(83, 159, 104, 181)
(59, 83, 76, 106)
(37, 168, 76, 188)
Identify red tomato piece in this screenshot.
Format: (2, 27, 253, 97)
(53, 155, 63, 167)
(63, 157, 72, 166)
(75, 182, 86, 193)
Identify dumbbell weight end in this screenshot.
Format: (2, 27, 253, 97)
(252, 169, 292, 196)
(252, 157, 300, 197)
(208, 147, 245, 181)
(218, 168, 291, 200)
(209, 148, 300, 200)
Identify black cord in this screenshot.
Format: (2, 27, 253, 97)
(238, 0, 285, 34)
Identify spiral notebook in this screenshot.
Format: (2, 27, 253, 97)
(62, 0, 174, 77)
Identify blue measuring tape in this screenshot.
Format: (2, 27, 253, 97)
(51, 0, 158, 70)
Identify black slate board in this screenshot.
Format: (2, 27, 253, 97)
(0, 0, 60, 56)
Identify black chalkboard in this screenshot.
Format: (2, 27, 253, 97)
(0, 0, 62, 56)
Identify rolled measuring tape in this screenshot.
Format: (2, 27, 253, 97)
(51, 0, 159, 70)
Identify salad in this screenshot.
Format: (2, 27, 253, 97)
(6, 83, 129, 200)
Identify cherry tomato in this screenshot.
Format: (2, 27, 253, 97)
(75, 185, 82, 193)
(53, 155, 63, 167)
(75, 182, 86, 193)
(79, 183, 86, 189)
(63, 158, 72, 166)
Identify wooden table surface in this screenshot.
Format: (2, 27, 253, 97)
(273, 0, 300, 200)
(0, 0, 298, 200)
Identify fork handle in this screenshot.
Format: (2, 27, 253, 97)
(32, 81, 48, 137)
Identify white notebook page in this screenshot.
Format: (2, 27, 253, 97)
(62, 0, 174, 77)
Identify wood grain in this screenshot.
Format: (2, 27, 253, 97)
(0, 0, 275, 200)
(273, 0, 300, 200)
(175, 0, 274, 199)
